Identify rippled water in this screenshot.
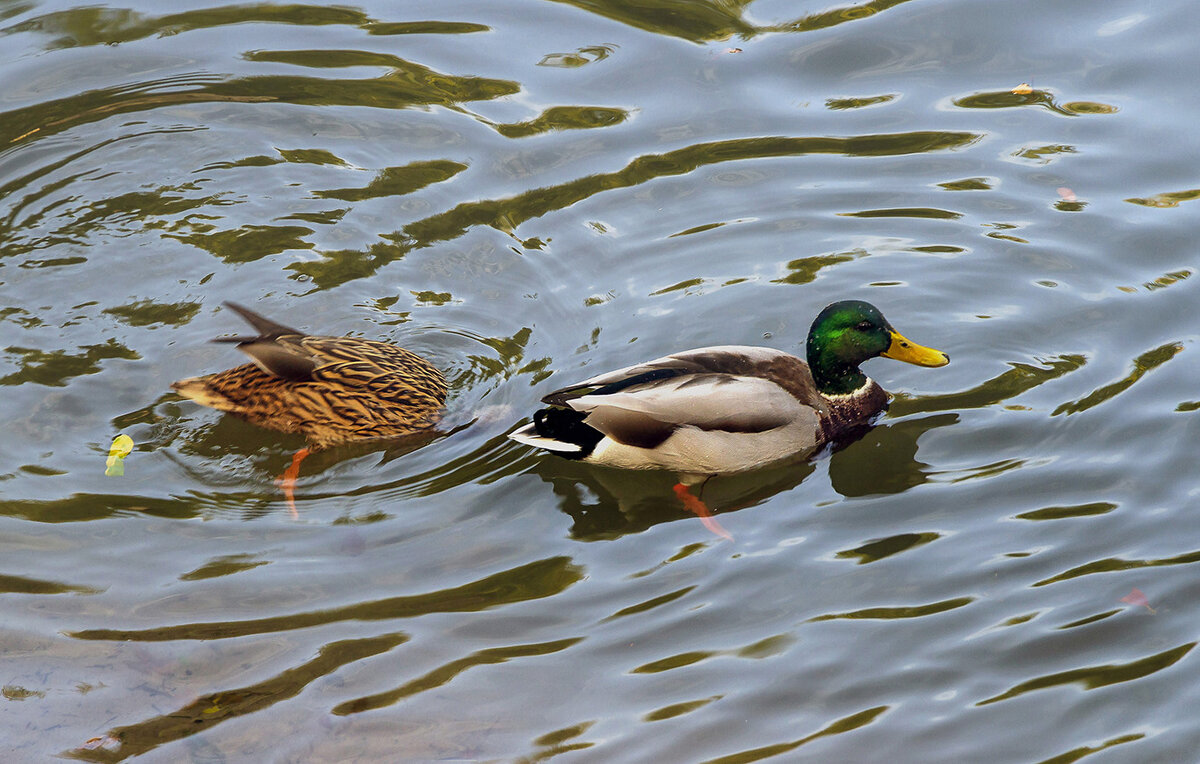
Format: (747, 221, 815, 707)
(5, 0, 1200, 760)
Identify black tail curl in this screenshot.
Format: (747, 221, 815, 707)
(533, 406, 604, 458)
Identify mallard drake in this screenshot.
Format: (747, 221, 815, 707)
(173, 302, 447, 513)
(509, 300, 947, 536)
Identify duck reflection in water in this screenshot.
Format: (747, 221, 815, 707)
(510, 300, 949, 539)
(527, 411, 957, 541)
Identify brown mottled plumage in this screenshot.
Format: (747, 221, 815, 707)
(172, 302, 447, 448)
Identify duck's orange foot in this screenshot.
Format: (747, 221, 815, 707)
(673, 482, 733, 541)
(276, 447, 311, 519)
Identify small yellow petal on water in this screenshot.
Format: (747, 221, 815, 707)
(109, 434, 133, 458)
(1011, 83, 1033, 95)
(105, 434, 134, 476)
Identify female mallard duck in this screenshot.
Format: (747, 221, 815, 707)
(173, 302, 447, 512)
(509, 300, 947, 535)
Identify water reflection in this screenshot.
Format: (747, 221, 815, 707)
(526, 413, 957, 537)
(0, 339, 139, 387)
(890, 354, 1087, 416)
(953, 87, 1118, 117)
(524, 344, 1102, 534)
(533, 458, 816, 541)
(4, 0, 1198, 758)
(551, 0, 922, 41)
(975, 642, 1195, 706)
(64, 632, 411, 762)
(69, 556, 583, 641)
(291, 130, 981, 288)
(4, 5, 379, 50)
(835, 531, 940, 564)
(332, 636, 584, 715)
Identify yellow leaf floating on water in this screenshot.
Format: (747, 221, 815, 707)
(105, 434, 134, 477)
(1011, 83, 1033, 95)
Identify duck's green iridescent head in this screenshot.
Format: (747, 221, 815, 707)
(805, 300, 948, 395)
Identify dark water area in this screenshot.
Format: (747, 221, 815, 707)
(4, 0, 1200, 760)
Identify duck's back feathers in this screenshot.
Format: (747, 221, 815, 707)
(511, 345, 848, 474)
(568, 373, 802, 443)
(172, 303, 446, 447)
(547, 346, 814, 398)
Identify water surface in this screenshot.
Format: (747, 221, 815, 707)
(4, 0, 1200, 760)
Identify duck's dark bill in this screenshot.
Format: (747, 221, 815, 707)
(881, 331, 950, 367)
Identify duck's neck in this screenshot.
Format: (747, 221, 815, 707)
(819, 378, 889, 440)
(806, 339, 869, 396)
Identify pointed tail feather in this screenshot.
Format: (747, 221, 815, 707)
(508, 422, 585, 453)
(221, 302, 302, 339)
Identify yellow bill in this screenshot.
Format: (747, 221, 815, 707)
(881, 331, 949, 367)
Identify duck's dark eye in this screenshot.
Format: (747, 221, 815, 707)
(855, 321, 873, 331)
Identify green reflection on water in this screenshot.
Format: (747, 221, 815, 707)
(64, 632, 410, 762)
(526, 721, 597, 759)
(772, 250, 863, 286)
(1015, 502, 1117, 522)
(68, 556, 583, 642)
(954, 88, 1117, 118)
(0, 572, 102, 595)
(4, 4, 373, 50)
(494, 106, 630, 138)
(313, 160, 468, 202)
(826, 94, 896, 110)
(165, 223, 315, 264)
(1052, 342, 1182, 416)
(939, 177, 993, 191)
(539, 45, 614, 68)
(604, 585, 696, 620)
(1034, 547, 1200, 587)
(102, 299, 200, 328)
(1056, 610, 1121, 631)
(178, 553, 270, 581)
(808, 596, 973, 622)
(553, 0, 918, 42)
(1126, 187, 1200, 209)
(333, 637, 583, 715)
(839, 207, 962, 219)
(366, 20, 490, 35)
(829, 413, 957, 498)
(550, 0, 755, 42)
(1039, 734, 1147, 764)
(975, 642, 1195, 707)
(1, 157, 229, 261)
(628, 632, 795, 675)
(836, 531, 940, 564)
(702, 705, 889, 764)
(644, 694, 723, 722)
(1, 56, 518, 148)
(891, 354, 1087, 416)
(276, 148, 351, 167)
(293, 131, 979, 289)
(0, 339, 139, 387)
(633, 650, 713, 674)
